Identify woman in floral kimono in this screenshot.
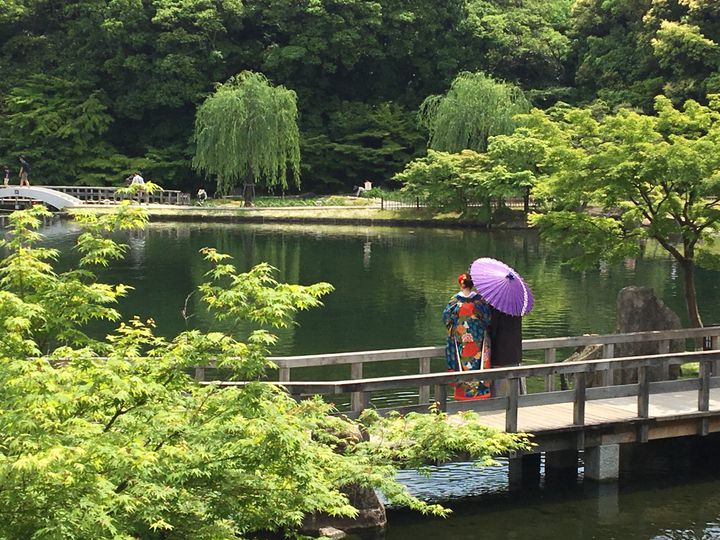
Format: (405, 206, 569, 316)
(442, 272, 492, 400)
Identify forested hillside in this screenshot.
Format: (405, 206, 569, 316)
(0, 0, 716, 193)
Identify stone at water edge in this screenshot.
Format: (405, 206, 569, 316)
(318, 527, 348, 539)
(301, 483, 387, 535)
(302, 423, 387, 536)
(561, 287, 684, 386)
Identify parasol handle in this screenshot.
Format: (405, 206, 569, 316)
(454, 340, 464, 372)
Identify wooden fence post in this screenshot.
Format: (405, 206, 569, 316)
(544, 348, 556, 391)
(637, 365, 650, 442)
(658, 340, 671, 379)
(602, 343, 615, 386)
(433, 384, 447, 412)
(418, 357, 431, 405)
(711, 334, 720, 375)
(573, 373, 586, 426)
(573, 372, 586, 448)
(699, 359, 711, 436)
(506, 378, 520, 432)
(351, 363, 367, 413)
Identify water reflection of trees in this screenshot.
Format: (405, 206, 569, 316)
(51, 222, 716, 357)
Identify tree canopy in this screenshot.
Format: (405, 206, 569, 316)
(571, 0, 720, 108)
(419, 72, 530, 153)
(0, 0, 574, 192)
(506, 96, 720, 327)
(4, 0, 719, 192)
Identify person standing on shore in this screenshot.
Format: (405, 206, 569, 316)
(130, 171, 144, 186)
(18, 156, 30, 186)
(3, 166, 9, 187)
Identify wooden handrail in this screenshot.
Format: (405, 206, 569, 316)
(203, 349, 720, 430)
(208, 350, 720, 393)
(195, 327, 720, 421)
(269, 326, 720, 368)
(43, 185, 190, 205)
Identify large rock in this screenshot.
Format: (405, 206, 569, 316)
(614, 286, 683, 383)
(302, 422, 386, 536)
(301, 483, 387, 535)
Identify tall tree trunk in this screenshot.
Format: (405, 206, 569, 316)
(680, 259, 703, 328)
(523, 186, 530, 213)
(243, 181, 255, 207)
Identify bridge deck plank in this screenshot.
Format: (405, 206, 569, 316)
(468, 388, 720, 433)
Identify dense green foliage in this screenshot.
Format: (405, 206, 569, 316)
(397, 105, 545, 215)
(3, 0, 719, 193)
(192, 72, 300, 200)
(0, 0, 574, 192)
(571, 0, 720, 108)
(0, 206, 530, 538)
(396, 150, 488, 212)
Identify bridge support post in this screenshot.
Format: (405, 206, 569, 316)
(508, 453, 540, 490)
(545, 449, 578, 484)
(584, 444, 619, 482)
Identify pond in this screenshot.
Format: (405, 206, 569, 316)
(43, 220, 720, 356)
(40, 219, 720, 539)
(386, 435, 720, 540)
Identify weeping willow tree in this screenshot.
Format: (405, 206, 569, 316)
(192, 71, 301, 205)
(419, 72, 530, 153)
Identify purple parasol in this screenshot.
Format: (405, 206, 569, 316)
(469, 257, 534, 317)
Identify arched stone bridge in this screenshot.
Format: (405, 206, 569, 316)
(0, 186, 83, 210)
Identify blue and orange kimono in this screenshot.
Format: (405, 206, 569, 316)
(442, 291, 492, 400)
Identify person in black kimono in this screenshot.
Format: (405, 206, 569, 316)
(488, 306, 525, 395)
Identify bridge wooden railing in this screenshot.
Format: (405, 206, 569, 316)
(197, 326, 720, 427)
(208, 349, 720, 438)
(48, 185, 191, 205)
(268, 327, 720, 410)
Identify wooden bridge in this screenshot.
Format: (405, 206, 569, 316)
(0, 185, 190, 210)
(50, 185, 190, 205)
(202, 326, 720, 483)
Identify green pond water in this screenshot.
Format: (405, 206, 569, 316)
(43, 220, 720, 353)
(41, 220, 720, 539)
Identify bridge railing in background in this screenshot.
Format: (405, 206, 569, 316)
(194, 326, 720, 419)
(378, 196, 536, 211)
(49, 185, 191, 205)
